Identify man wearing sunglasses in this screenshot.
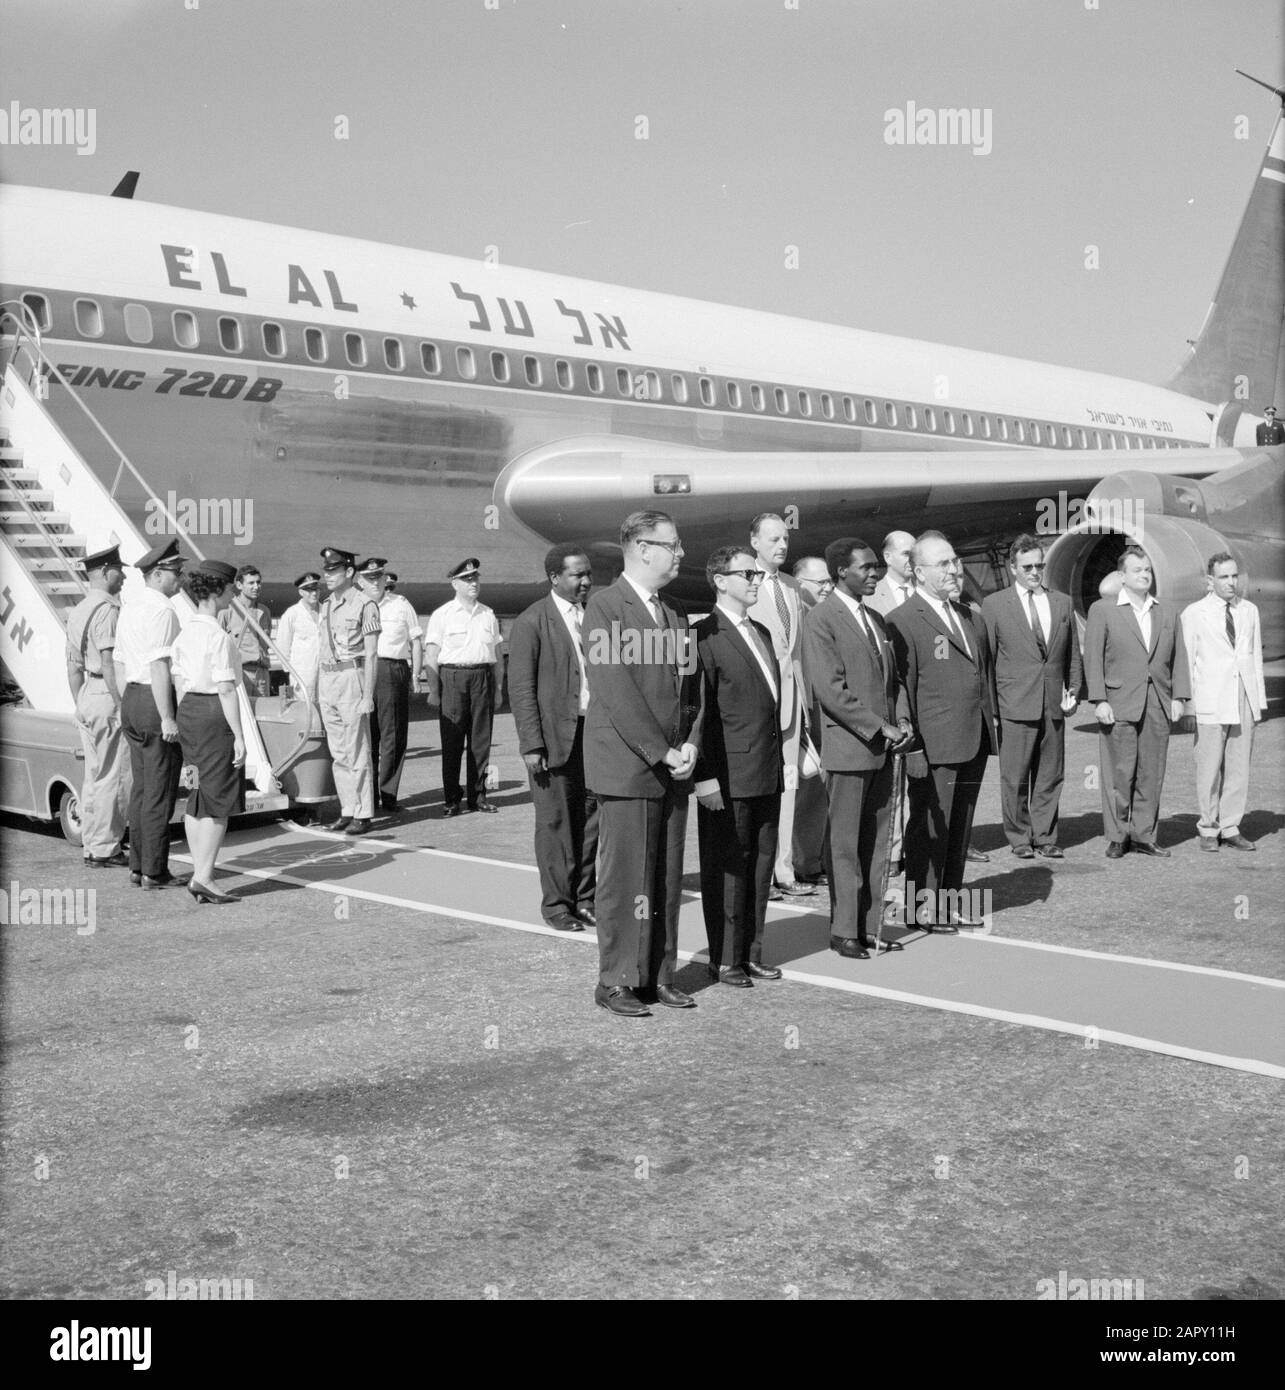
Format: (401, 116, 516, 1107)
(582, 511, 703, 1017)
(692, 547, 784, 987)
(981, 534, 1082, 860)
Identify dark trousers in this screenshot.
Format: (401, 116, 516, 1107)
(1099, 684, 1170, 844)
(370, 657, 410, 800)
(439, 666, 494, 807)
(121, 683, 182, 877)
(595, 783, 688, 989)
(825, 763, 893, 945)
(906, 731, 989, 895)
(698, 792, 779, 968)
(999, 708, 1066, 848)
(529, 720, 599, 920)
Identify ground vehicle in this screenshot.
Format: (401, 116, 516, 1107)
(0, 705, 87, 843)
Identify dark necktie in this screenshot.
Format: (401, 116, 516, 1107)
(1225, 601, 1236, 646)
(857, 603, 882, 662)
(1027, 591, 1048, 660)
(773, 574, 791, 645)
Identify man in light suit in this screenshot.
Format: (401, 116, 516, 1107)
(693, 546, 784, 987)
(1083, 544, 1190, 858)
(508, 545, 599, 931)
(981, 534, 1083, 859)
(583, 511, 703, 1016)
(790, 555, 833, 883)
(1180, 552, 1266, 852)
(748, 513, 814, 899)
(886, 531, 998, 925)
(802, 539, 912, 958)
(868, 530, 917, 619)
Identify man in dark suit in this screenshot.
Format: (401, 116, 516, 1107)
(693, 546, 785, 987)
(583, 511, 703, 1016)
(981, 534, 1083, 859)
(1083, 544, 1190, 858)
(886, 531, 998, 928)
(509, 545, 599, 933)
(802, 539, 912, 958)
(1256, 405, 1283, 446)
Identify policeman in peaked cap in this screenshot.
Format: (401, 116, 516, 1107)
(1257, 405, 1284, 447)
(315, 544, 381, 834)
(115, 537, 189, 887)
(275, 573, 323, 722)
(424, 556, 502, 815)
(66, 544, 131, 866)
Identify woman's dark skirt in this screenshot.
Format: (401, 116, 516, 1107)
(177, 693, 245, 819)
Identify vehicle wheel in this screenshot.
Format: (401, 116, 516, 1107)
(57, 786, 83, 847)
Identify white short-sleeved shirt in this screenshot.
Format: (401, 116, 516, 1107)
(426, 598, 500, 665)
(277, 601, 320, 689)
(377, 593, 422, 661)
(172, 614, 241, 696)
(115, 587, 181, 684)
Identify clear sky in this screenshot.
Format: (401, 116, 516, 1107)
(2, 0, 1281, 384)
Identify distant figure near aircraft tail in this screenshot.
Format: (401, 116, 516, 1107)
(1168, 73, 1285, 413)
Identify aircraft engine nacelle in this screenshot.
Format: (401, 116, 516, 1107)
(1044, 451, 1285, 655)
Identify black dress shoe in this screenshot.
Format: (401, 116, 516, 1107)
(965, 847, 989, 863)
(188, 881, 241, 905)
(545, 913, 584, 932)
(594, 984, 650, 1017)
(345, 818, 372, 836)
(719, 966, 753, 988)
(141, 872, 191, 890)
(380, 795, 399, 813)
(878, 940, 904, 953)
(1221, 834, 1256, 852)
(924, 922, 959, 935)
(743, 960, 782, 980)
(129, 870, 142, 886)
(654, 984, 697, 1009)
(1105, 840, 1127, 859)
(573, 905, 597, 927)
(767, 886, 784, 902)
(775, 880, 817, 896)
(830, 935, 870, 960)
(86, 850, 129, 868)
(1132, 841, 1171, 858)
(1011, 845, 1036, 859)
(442, 803, 461, 818)
(471, 801, 498, 815)
(1037, 845, 1065, 859)
(324, 816, 352, 833)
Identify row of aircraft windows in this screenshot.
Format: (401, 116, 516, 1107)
(26, 291, 1185, 451)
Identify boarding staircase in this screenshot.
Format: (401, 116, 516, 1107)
(0, 305, 331, 814)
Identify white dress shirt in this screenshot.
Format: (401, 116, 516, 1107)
(918, 589, 971, 659)
(551, 591, 591, 715)
(115, 586, 181, 684)
(377, 593, 421, 661)
(717, 600, 777, 694)
(426, 597, 500, 665)
(277, 600, 320, 692)
(172, 613, 241, 696)
(1118, 587, 1155, 649)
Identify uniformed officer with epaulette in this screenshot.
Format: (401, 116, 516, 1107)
(65, 544, 131, 866)
(316, 546, 381, 835)
(357, 556, 423, 813)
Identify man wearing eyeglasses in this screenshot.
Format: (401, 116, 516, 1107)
(885, 531, 998, 926)
(981, 535, 1082, 860)
(692, 547, 784, 987)
(582, 512, 703, 1017)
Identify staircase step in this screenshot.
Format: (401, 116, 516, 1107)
(0, 510, 71, 526)
(0, 488, 52, 505)
(43, 582, 86, 597)
(0, 468, 43, 484)
(24, 556, 81, 573)
(7, 533, 86, 551)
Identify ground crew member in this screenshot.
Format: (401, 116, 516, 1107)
(65, 544, 131, 866)
(316, 546, 380, 835)
(220, 564, 272, 697)
(356, 558, 422, 813)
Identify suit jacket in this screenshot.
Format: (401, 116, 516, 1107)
(1083, 595, 1191, 720)
(1180, 593, 1266, 724)
(749, 568, 804, 733)
(692, 608, 782, 798)
(886, 593, 998, 765)
(801, 594, 908, 773)
(582, 575, 702, 798)
(867, 575, 915, 619)
(981, 585, 1083, 722)
(508, 593, 586, 768)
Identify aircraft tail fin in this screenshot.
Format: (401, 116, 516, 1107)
(1168, 75, 1285, 412)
